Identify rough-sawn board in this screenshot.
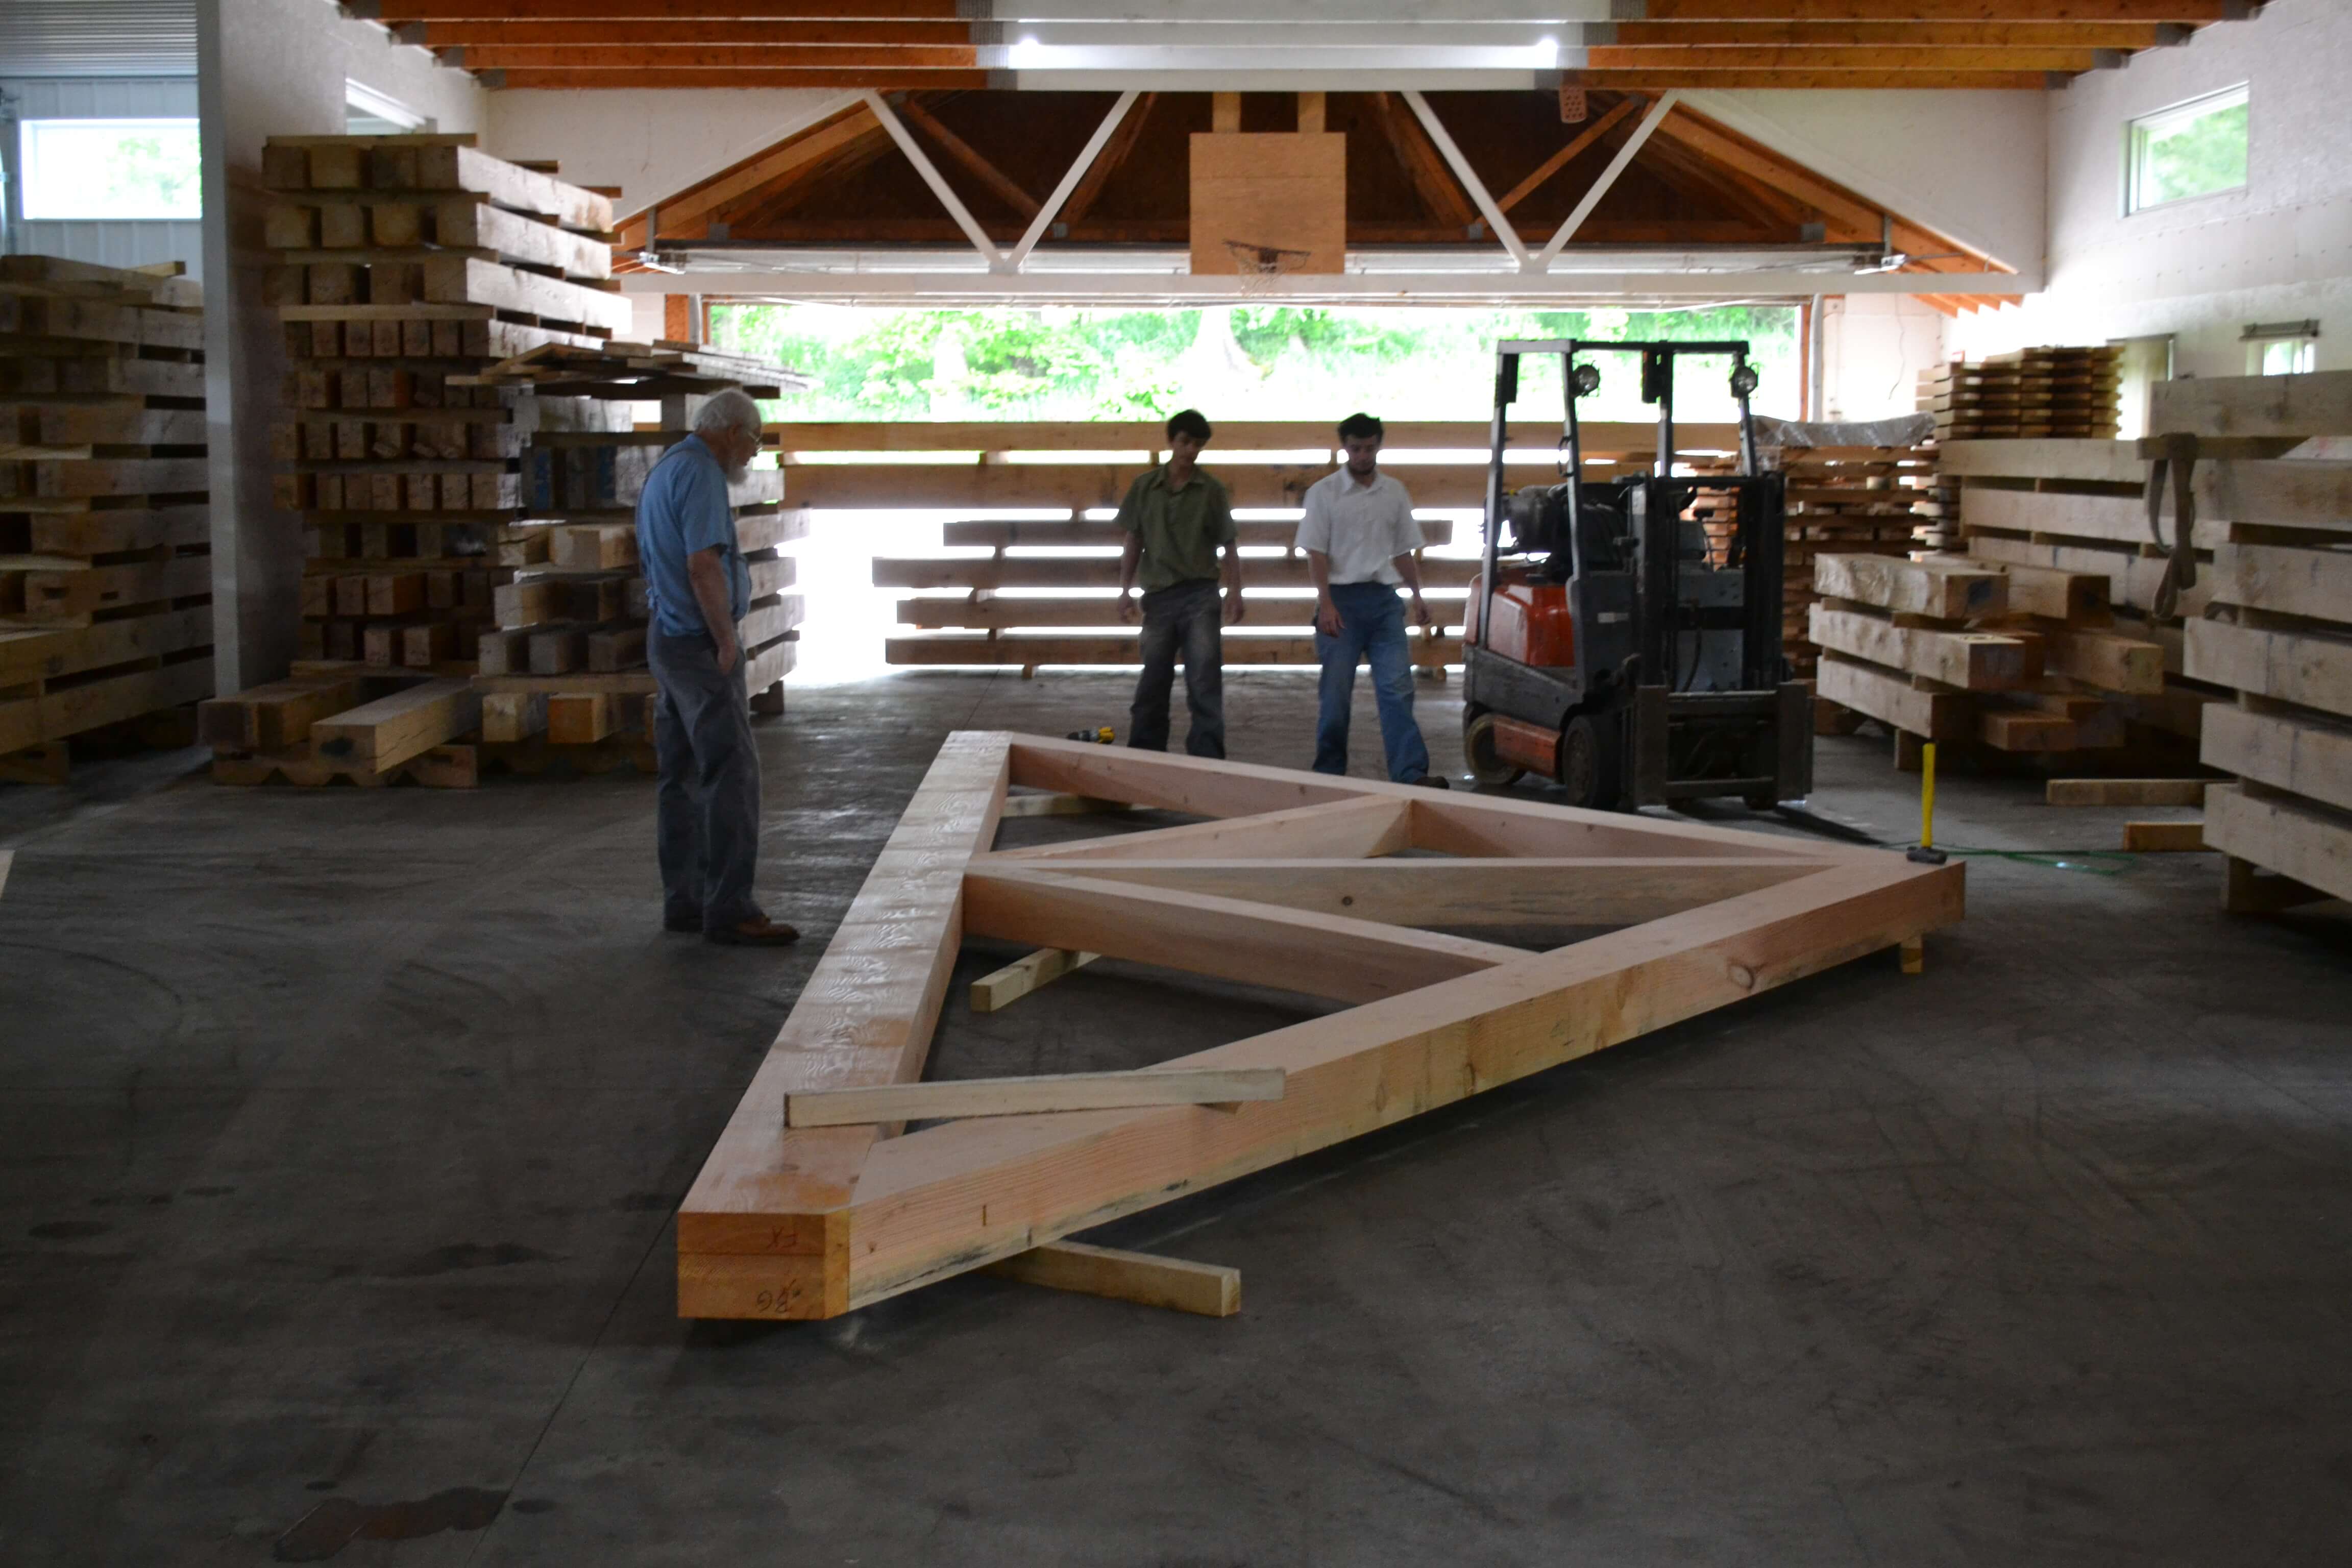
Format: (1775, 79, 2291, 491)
(676, 732, 1964, 1319)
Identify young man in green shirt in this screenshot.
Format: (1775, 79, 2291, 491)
(1116, 408, 1243, 757)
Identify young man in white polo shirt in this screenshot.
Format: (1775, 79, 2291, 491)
(1296, 412, 1448, 787)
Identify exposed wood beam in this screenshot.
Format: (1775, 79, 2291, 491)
(1589, 44, 2108, 68)
(1610, 20, 2172, 44)
(1563, 70, 2053, 88)
(494, 69, 993, 90)
(1534, 90, 1680, 271)
(897, 96, 1041, 218)
(1401, 91, 1528, 267)
(1008, 88, 1141, 270)
(1368, 92, 1478, 234)
(619, 102, 871, 247)
(456, 44, 979, 69)
(720, 117, 900, 234)
(1055, 91, 1154, 231)
(1496, 95, 1642, 215)
(861, 88, 1007, 269)
(415, 19, 970, 43)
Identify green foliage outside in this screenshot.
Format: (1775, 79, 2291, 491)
(2135, 98, 2248, 208)
(711, 303, 1801, 428)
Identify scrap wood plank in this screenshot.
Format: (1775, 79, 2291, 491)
(308, 676, 480, 768)
(2121, 820, 2208, 852)
(971, 947, 1098, 1012)
(987, 1240, 1240, 1318)
(784, 1066, 1286, 1128)
(2046, 779, 2210, 807)
(677, 733, 1947, 1320)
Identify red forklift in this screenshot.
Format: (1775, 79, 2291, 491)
(1461, 338, 1812, 811)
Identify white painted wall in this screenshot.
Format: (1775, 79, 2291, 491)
(1683, 88, 2048, 279)
(3, 77, 207, 277)
(197, 0, 484, 689)
(1949, 0, 2352, 381)
(483, 89, 850, 217)
(1817, 293, 1947, 424)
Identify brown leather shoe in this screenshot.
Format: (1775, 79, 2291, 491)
(705, 917, 801, 946)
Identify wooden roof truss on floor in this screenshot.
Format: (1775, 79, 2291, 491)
(677, 732, 1964, 1320)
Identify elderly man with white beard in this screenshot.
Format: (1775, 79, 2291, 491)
(633, 387, 800, 946)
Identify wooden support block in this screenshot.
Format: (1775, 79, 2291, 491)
(970, 948, 1098, 1013)
(1899, 936, 1924, 975)
(2222, 853, 2332, 915)
(987, 1240, 1239, 1318)
(997, 793, 1133, 819)
(480, 690, 548, 743)
(783, 1067, 1288, 1129)
(2046, 779, 2209, 808)
(2122, 820, 2208, 852)
(308, 677, 480, 769)
(547, 691, 615, 744)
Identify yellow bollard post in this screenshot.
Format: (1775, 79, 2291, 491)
(1920, 741, 1937, 851)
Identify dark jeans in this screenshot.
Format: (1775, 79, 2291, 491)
(1312, 582, 1431, 782)
(649, 628, 764, 930)
(1129, 578, 1225, 758)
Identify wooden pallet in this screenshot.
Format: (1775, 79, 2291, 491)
(674, 732, 1965, 1320)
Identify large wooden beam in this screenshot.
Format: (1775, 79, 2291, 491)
(1042, 856, 1838, 927)
(963, 867, 1524, 1004)
(785, 1066, 1286, 1128)
(990, 793, 1410, 863)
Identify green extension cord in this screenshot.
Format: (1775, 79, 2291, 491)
(1904, 844, 2137, 876)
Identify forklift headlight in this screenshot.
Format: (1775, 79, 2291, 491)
(1571, 363, 1602, 399)
(1729, 365, 1760, 398)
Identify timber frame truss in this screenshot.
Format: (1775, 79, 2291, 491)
(678, 732, 1963, 1319)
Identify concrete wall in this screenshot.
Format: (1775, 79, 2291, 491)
(1949, 0, 2352, 381)
(483, 88, 850, 216)
(196, 0, 483, 691)
(3, 77, 207, 278)
(1818, 293, 1947, 424)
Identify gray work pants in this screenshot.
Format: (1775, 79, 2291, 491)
(1129, 578, 1226, 757)
(650, 628, 764, 930)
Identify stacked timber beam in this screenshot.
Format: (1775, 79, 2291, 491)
(2154, 371, 2352, 911)
(1, 256, 212, 781)
(787, 419, 1738, 674)
(1919, 346, 2121, 443)
(458, 342, 808, 750)
(1942, 438, 2223, 762)
(261, 133, 633, 672)
(1810, 550, 2167, 763)
(1763, 443, 1944, 701)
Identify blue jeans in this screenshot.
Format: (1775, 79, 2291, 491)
(1129, 578, 1225, 757)
(1312, 582, 1431, 782)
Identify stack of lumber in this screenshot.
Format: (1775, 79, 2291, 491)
(1809, 550, 2167, 759)
(1768, 444, 1943, 689)
(1942, 437, 2224, 754)
(2158, 370, 2352, 909)
(456, 342, 808, 742)
(790, 420, 1741, 672)
(260, 133, 634, 670)
(1918, 346, 2122, 442)
(1, 256, 212, 778)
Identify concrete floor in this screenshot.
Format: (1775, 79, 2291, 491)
(4, 671, 2349, 1565)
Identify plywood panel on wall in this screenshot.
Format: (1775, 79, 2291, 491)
(1189, 132, 1345, 277)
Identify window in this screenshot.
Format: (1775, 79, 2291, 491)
(2125, 85, 2249, 214)
(17, 119, 201, 221)
(346, 82, 429, 136)
(2244, 321, 2318, 377)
